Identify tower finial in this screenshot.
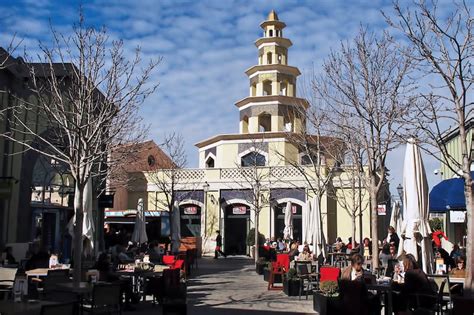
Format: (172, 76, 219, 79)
(267, 10, 279, 21)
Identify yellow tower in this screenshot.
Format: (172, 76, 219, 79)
(236, 10, 309, 135)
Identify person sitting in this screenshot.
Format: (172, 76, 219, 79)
(116, 245, 133, 264)
(450, 256, 466, 278)
(25, 244, 49, 270)
(346, 237, 359, 252)
(288, 242, 299, 261)
(3, 246, 17, 265)
(341, 253, 371, 281)
(297, 245, 312, 261)
(147, 242, 162, 264)
(450, 244, 463, 260)
(361, 238, 372, 258)
(334, 237, 345, 252)
(379, 244, 391, 268)
(276, 238, 286, 252)
(96, 253, 135, 311)
(385, 226, 400, 249)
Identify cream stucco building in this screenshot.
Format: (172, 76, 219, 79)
(144, 11, 378, 255)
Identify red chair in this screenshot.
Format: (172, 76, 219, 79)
(172, 260, 184, 270)
(319, 266, 340, 282)
(276, 254, 290, 270)
(163, 255, 176, 266)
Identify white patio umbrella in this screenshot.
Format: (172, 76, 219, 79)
(283, 201, 293, 240)
(171, 201, 181, 253)
(398, 138, 433, 273)
(303, 201, 311, 243)
(390, 201, 403, 236)
(311, 196, 327, 260)
(67, 178, 95, 255)
(132, 198, 148, 244)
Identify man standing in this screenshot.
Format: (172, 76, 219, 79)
(214, 230, 226, 259)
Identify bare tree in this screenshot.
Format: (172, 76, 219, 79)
(385, 0, 474, 292)
(314, 28, 413, 269)
(2, 14, 160, 284)
(147, 133, 190, 251)
(232, 137, 272, 262)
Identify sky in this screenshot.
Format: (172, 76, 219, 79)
(0, 0, 464, 195)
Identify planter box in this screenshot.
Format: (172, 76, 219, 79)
(313, 292, 340, 315)
(255, 262, 266, 275)
(263, 269, 282, 283)
(283, 278, 300, 296)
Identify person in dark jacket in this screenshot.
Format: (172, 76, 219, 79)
(214, 230, 226, 259)
(385, 226, 400, 250)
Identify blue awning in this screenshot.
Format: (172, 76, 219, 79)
(429, 173, 473, 212)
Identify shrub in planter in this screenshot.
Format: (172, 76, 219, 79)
(283, 268, 300, 296)
(255, 258, 267, 275)
(313, 281, 340, 315)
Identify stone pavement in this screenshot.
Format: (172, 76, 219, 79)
(124, 256, 316, 314)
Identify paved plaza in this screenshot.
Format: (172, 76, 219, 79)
(125, 256, 316, 315)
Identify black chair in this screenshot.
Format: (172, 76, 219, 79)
(83, 283, 121, 315)
(295, 262, 318, 300)
(40, 302, 76, 315)
(338, 279, 369, 315)
(161, 268, 186, 315)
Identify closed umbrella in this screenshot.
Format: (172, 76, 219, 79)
(283, 201, 293, 240)
(398, 138, 433, 273)
(132, 198, 148, 244)
(303, 201, 311, 243)
(311, 196, 327, 260)
(67, 178, 95, 255)
(390, 201, 403, 236)
(171, 201, 181, 253)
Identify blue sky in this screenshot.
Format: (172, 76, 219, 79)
(0, 0, 463, 193)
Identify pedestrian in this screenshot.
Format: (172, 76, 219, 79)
(214, 230, 226, 259)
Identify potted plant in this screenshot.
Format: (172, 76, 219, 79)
(313, 280, 340, 315)
(283, 268, 300, 296)
(255, 257, 267, 275)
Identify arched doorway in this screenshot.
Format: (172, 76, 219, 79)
(224, 203, 250, 255)
(179, 204, 202, 237)
(274, 203, 302, 241)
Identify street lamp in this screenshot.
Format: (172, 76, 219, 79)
(203, 181, 209, 236)
(396, 184, 403, 204)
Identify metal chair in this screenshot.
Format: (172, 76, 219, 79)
(296, 262, 318, 300)
(0, 267, 17, 300)
(83, 283, 122, 315)
(40, 302, 77, 315)
(428, 274, 453, 314)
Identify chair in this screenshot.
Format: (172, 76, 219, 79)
(296, 262, 318, 300)
(0, 267, 17, 300)
(338, 279, 369, 315)
(161, 268, 186, 315)
(163, 255, 176, 266)
(319, 266, 340, 283)
(83, 283, 121, 315)
(428, 275, 453, 314)
(40, 302, 77, 315)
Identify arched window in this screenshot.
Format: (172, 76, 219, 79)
(279, 81, 287, 95)
(269, 29, 273, 37)
(258, 113, 271, 132)
(262, 80, 272, 96)
(241, 151, 266, 167)
(205, 156, 215, 168)
(267, 52, 272, 64)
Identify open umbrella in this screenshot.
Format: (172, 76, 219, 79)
(171, 201, 181, 253)
(132, 198, 148, 244)
(283, 201, 293, 240)
(311, 196, 327, 260)
(398, 138, 433, 273)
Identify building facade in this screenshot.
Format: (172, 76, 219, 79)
(144, 11, 386, 255)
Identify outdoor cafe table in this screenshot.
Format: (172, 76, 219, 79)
(25, 268, 71, 279)
(367, 281, 396, 315)
(0, 299, 60, 315)
(113, 269, 164, 299)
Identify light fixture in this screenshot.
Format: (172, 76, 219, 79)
(203, 181, 209, 193)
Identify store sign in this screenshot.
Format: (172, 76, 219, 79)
(232, 206, 247, 215)
(450, 210, 466, 223)
(184, 206, 197, 215)
(282, 205, 298, 214)
(377, 204, 386, 216)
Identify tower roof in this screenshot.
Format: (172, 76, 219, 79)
(268, 10, 279, 21)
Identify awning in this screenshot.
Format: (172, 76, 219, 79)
(429, 173, 473, 212)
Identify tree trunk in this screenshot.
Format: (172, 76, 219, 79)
(370, 188, 379, 269)
(254, 212, 260, 262)
(73, 186, 84, 286)
(352, 214, 356, 249)
(464, 174, 473, 295)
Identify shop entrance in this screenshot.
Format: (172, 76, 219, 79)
(224, 204, 250, 256)
(179, 204, 201, 237)
(274, 203, 302, 241)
